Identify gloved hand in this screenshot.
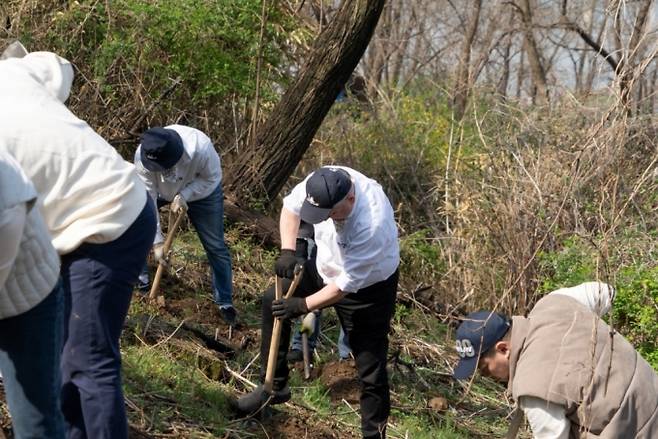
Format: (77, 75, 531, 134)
(274, 249, 299, 278)
(272, 297, 308, 320)
(171, 194, 188, 213)
(153, 243, 168, 267)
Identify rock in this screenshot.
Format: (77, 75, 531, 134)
(428, 396, 449, 412)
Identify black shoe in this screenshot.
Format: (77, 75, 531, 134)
(286, 349, 304, 363)
(233, 384, 290, 415)
(219, 306, 238, 326)
(136, 280, 149, 293)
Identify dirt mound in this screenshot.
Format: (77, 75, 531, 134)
(270, 415, 340, 438)
(166, 296, 224, 326)
(235, 410, 346, 439)
(319, 360, 360, 403)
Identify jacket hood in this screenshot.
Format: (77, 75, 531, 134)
(1, 43, 74, 103)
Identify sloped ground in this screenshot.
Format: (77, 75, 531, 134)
(0, 226, 531, 438)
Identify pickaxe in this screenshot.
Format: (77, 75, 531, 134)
(148, 208, 186, 301)
(263, 265, 304, 394)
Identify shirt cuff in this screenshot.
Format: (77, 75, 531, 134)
(335, 273, 358, 293)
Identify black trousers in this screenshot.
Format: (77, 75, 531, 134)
(260, 259, 398, 439)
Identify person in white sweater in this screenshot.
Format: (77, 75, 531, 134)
(0, 151, 65, 438)
(0, 43, 156, 439)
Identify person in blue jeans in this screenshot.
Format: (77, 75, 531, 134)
(0, 150, 65, 439)
(135, 125, 237, 325)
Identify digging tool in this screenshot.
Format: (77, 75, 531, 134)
(263, 265, 304, 394)
(148, 208, 186, 300)
(505, 408, 523, 439)
(300, 311, 317, 379)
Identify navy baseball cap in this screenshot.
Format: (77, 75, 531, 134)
(300, 167, 353, 224)
(453, 311, 510, 380)
(139, 127, 184, 172)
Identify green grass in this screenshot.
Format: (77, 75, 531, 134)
(116, 229, 527, 438)
(122, 344, 232, 436)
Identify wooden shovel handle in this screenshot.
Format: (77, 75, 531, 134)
(148, 209, 186, 300)
(263, 265, 304, 393)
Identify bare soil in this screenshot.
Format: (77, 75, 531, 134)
(319, 360, 360, 404)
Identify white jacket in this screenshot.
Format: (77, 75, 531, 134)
(0, 151, 59, 319)
(0, 51, 147, 254)
(134, 124, 222, 244)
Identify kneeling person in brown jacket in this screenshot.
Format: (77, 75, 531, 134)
(454, 282, 658, 438)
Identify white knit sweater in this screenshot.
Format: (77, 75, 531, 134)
(0, 152, 59, 319)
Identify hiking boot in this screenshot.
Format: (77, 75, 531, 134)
(233, 384, 290, 415)
(286, 349, 304, 363)
(219, 306, 238, 326)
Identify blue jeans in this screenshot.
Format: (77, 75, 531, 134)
(187, 184, 233, 307)
(141, 184, 233, 307)
(0, 282, 65, 439)
(60, 197, 156, 439)
(290, 310, 351, 359)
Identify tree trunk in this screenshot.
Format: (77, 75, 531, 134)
(452, 0, 482, 120)
(649, 66, 657, 113)
(497, 30, 513, 99)
(517, 0, 548, 104)
(363, 2, 391, 96)
(516, 44, 525, 100)
(224, 0, 386, 205)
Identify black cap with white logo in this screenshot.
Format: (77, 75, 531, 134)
(300, 167, 353, 224)
(453, 311, 510, 380)
(139, 127, 184, 172)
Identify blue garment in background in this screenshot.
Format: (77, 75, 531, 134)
(186, 183, 233, 307)
(290, 310, 352, 359)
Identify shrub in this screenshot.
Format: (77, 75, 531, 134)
(538, 235, 658, 369)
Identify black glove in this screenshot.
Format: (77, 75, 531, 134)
(274, 249, 299, 278)
(272, 297, 308, 320)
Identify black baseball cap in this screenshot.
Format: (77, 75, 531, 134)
(453, 311, 510, 380)
(139, 127, 184, 172)
(300, 167, 353, 224)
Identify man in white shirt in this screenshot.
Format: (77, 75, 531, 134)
(134, 125, 237, 325)
(453, 282, 658, 438)
(235, 166, 400, 439)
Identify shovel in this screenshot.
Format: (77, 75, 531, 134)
(300, 312, 317, 379)
(263, 265, 304, 394)
(148, 208, 186, 300)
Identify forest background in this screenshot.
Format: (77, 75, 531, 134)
(1, 0, 657, 437)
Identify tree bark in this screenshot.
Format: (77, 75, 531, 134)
(224, 197, 280, 246)
(516, 0, 548, 104)
(497, 31, 513, 99)
(452, 0, 482, 120)
(224, 0, 386, 204)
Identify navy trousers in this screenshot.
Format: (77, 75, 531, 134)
(0, 282, 65, 439)
(60, 197, 156, 439)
